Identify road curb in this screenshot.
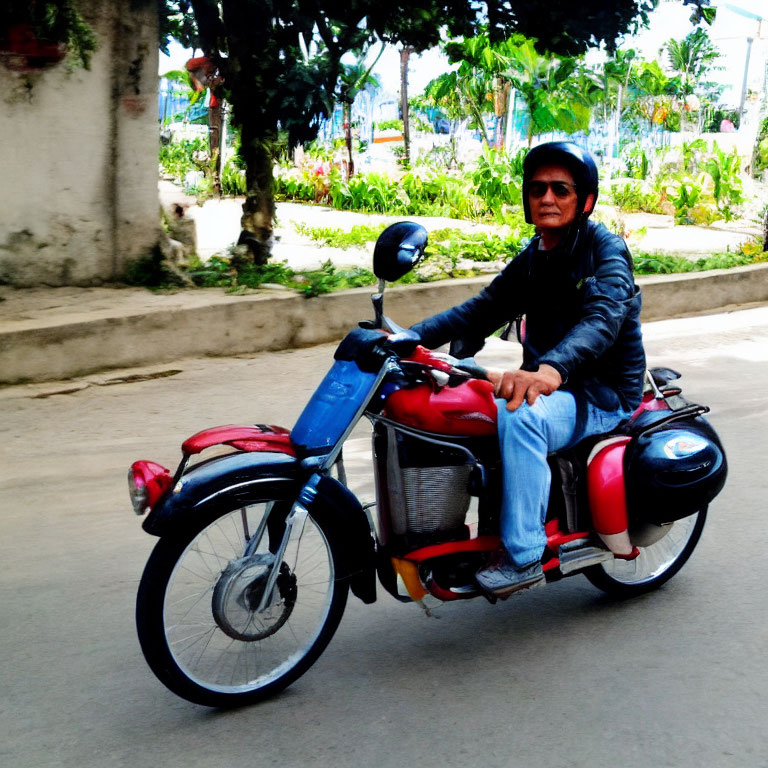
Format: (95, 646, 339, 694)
(2, 263, 768, 385)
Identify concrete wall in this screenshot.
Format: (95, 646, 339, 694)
(0, 1, 159, 286)
(3, 263, 768, 385)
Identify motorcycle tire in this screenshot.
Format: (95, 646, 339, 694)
(584, 507, 707, 598)
(136, 487, 348, 707)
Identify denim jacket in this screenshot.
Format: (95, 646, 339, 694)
(411, 220, 646, 412)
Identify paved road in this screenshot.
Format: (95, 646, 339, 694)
(2, 307, 768, 768)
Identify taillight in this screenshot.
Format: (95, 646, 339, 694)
(128, 460, 172, 515)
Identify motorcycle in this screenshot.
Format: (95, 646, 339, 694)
(129, 222, 727, 708)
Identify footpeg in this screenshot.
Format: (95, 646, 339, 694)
(558, 539, 614, 575)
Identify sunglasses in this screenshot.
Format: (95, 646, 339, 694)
(528, 180, 577, 199)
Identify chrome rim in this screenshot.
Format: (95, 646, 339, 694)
(600, 512, 699, 585)
(163, 503, 334, 694)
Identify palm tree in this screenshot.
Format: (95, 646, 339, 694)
(424, 66, 495, 146)
(338, 48, 383, 179)
(602, 48, 637, 126)
(501, 38, 595, 146)
(428, 33, 512, 147)
(665, 27, 720, 131)
(427, 34, 596, 149)
(665, 28, 720, 96)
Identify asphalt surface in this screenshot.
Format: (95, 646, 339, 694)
(2, 307, 768, 768)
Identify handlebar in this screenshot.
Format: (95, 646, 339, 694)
(334, 328, 489, 383)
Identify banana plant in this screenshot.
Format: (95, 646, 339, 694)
(700, 141, 744, 221)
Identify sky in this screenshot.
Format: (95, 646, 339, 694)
(626, 0, 767, 104)
(159, 0, 768, 107)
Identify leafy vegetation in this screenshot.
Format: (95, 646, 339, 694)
(633, 243, 766, 275)
(374, 120, 405, 132)
(3, 0, 97, 69)
(182, 253, 377, 297)
(610, 140, 746, 225)
(610, 181, 665, 215)
(294, 223, 528, 266)
(753, 117, 768, 178)
(159, 137, 209, 184)
(155, 0, 715, 262)
(220, 160, 248, 196)
(293, 223, 387, 249)
(276, 151, 535, 224)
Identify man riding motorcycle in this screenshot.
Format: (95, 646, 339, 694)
(408, 141, 646, 597)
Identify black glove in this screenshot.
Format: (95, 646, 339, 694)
(385, 328, 421, 356)
(334, 328, 390, 372)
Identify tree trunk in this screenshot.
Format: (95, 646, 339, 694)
(343, 102, 354, 180)
(493, 77, 510, 150)
(208, 92, 223, 196)
(763, 205, 768, 252)
(400, 47, 412, 167)
(237, 129, 274, 266)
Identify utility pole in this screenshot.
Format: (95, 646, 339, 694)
(739, 37, 754, 125)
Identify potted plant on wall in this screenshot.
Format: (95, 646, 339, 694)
(0, 0, 96, 73)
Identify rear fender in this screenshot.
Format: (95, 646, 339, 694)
(587, 437, 631, 536)
(142, 450, 299, 536)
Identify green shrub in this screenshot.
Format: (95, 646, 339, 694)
(293, 223, 387, 248)
(124, 247, 190, 289)
(633, 244, 763, 275)
(159, 137, 208, 183)
(611, 181, 664, 214)
(299, 261, 377, 297)
(374, 119, 404, 132)
(274, 168, 316, 202)
(622, 144, 651, 181)
(471, 148, 523, 209)
(427, 229, 526, 265)
(188, 254, 296, 289)
(700, 143, 744, 221)
(220, 160, 247, 196)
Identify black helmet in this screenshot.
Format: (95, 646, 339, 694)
(522, 141, 599, 225)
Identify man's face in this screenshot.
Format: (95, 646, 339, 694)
(528, 164, 581, 231)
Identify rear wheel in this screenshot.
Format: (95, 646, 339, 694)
(584, 508, 707, 598)
(136, 492, 348, 707)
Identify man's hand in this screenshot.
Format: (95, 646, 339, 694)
(486, 364, 563, 411)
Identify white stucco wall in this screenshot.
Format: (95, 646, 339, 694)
(0, 1, 159, 286)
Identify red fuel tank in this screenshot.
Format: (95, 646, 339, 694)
(383, 379, 498, 436)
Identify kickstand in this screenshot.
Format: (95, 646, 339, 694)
(479, 589, 498, 605)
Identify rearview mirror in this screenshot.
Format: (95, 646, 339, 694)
(373, 222, 428, 282)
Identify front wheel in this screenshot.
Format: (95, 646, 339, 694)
(136, 491, 348, 707)
(584, 508, 707, 598)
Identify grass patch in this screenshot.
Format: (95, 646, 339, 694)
(294, 223, 531, 264)
(133, 228, 767, 295)
(293, 222, 387, 248)
(187, 254, 376, 297)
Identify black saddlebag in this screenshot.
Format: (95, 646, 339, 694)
(623, 411, 727, 525)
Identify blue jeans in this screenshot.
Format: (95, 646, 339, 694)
(495, 390, 631, 568)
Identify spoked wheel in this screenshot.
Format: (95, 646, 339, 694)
(584, 508, 707, 598)
(136, 491, 348, 707)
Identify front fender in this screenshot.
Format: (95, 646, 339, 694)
(141, 454, 377, 604)
(301, 474, 377, 604)
(142, 450, 299, 536)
